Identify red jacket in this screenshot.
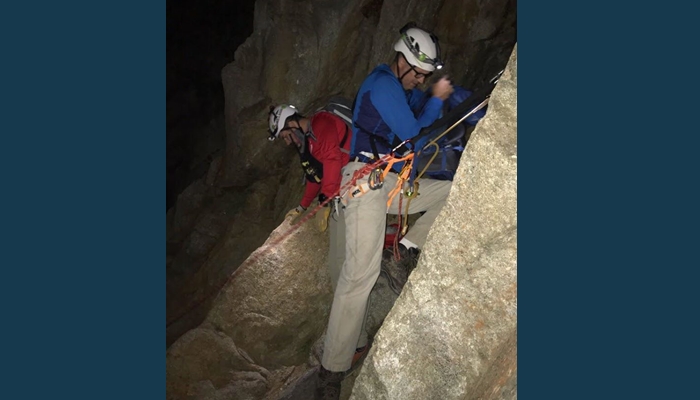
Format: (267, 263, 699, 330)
(299, 112, 352, 208)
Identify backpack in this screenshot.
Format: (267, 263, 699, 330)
(317, 96, 353, 127)
(315, 96, 354, 154)
(414, 123, 469, 181)
(413, 88, 487, 181)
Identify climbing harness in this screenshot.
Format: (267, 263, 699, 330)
(300, 153, 323, 183)
(343, 150, 415, 210)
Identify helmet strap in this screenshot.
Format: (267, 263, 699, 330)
(293, 129, 306, 151)
(291, 115, 310, 150)
(394, 53, 412, 86)
(292, 115, 311, 136)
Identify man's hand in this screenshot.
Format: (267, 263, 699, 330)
(285, 205, 306, 223)
(431, 76, 454, 101)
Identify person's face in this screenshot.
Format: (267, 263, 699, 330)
(279, 121, 303, 147)
(400, 54, 432, 90)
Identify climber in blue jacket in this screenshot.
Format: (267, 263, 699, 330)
(350, 53, 453, 165)
(315, 22, 456, 400)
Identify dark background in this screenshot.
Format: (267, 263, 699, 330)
(166, 0, 256, 209)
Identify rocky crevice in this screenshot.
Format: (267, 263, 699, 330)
(166, 1, 516, 398)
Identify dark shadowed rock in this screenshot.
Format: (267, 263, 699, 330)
(267, 366, 320, 400)
(166, 159, 307, 347)
(166, 327, 270, 400)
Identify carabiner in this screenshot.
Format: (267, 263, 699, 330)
(404, 181, 419, 198)
(368, 167, 384, 190)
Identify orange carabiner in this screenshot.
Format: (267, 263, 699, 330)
(386, 156, 414, 209)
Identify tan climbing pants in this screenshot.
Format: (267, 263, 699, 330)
(321, 162, 452, 371)
(328, 205, 369, 350)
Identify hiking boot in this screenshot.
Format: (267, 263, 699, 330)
(315, 366, 344, 400)
(352, 345, 369, 367)
(381, 244, 420, 295)
(344, 344, 370, 375)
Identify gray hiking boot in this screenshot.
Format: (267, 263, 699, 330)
(315, 366, 344, 400)
(381, 244, 420, 295)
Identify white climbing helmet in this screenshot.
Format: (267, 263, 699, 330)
(393, 23, 443, 72)
(268, 104, 300, 141)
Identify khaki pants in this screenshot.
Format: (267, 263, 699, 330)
(321, 162, 452, 371)
(328, 206, 370, 351)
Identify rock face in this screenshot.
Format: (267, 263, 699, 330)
(205, 220, 333, 369)
(166, 220, 331, 400)
(350, 44, 517, 400)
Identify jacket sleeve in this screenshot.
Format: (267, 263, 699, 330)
(313, 115, 343, 199)
(407, 88, 431, 113)
(369, 75, 443, 143)
(300, 181, 321, 209)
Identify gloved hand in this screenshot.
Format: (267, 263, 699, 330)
(285, 205, 306, 223)
(316, 194, 331, 232)
(431, 76, 454, 101)
(316, 204, 331, 232)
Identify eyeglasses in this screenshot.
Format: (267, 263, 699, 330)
(401, 53, 432, 79)
(409, 64, 432, 79)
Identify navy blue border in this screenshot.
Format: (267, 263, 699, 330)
(520, 1, 699, 398)
(3, 0, 699, 398)
(2, 2, 164, 398)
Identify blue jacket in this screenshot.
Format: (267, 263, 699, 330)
(350, 64, 444, 159)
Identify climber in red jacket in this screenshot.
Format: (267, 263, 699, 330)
(268, 104, 352, 230)
(268, 103, 371, 377)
